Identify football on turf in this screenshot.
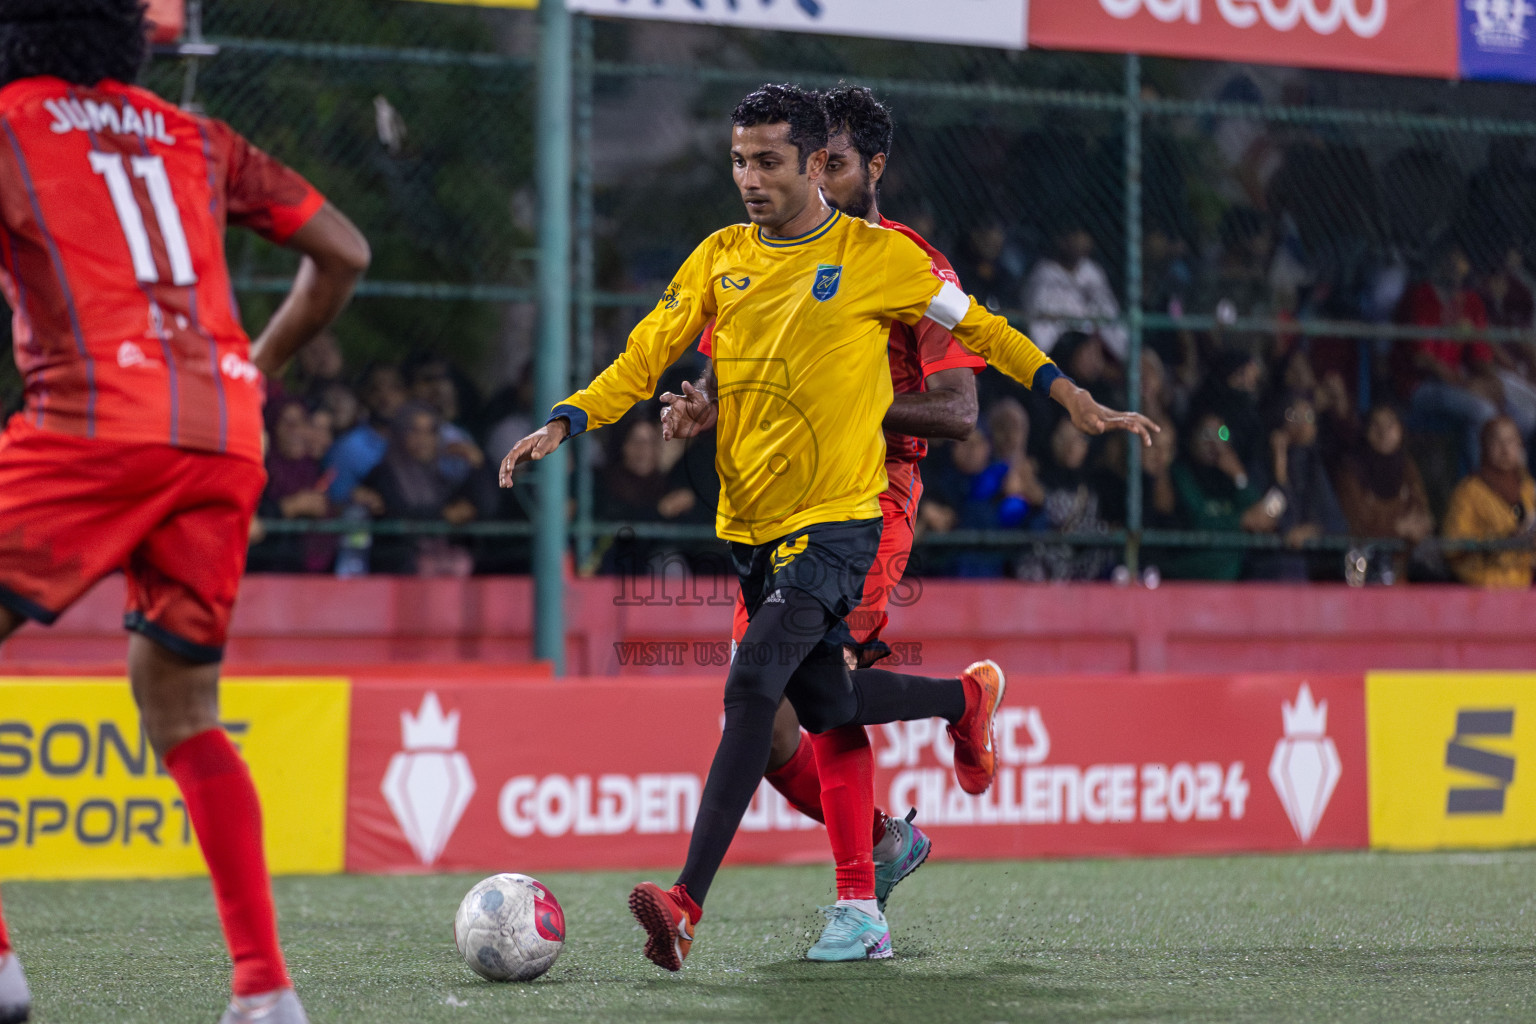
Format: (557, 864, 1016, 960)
(453, 873, 566, 981)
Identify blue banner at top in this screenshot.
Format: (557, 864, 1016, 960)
(1460, 0, 1536, 81)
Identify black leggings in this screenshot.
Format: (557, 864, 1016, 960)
(676, 588, 964, 905)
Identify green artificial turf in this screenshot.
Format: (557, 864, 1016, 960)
(5, 851, 1535, 1023)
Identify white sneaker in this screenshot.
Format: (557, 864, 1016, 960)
(0, 953, 30, 1024)
(218, 988, 309, 1024)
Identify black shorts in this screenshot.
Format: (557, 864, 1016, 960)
(730, 517, 882, 640)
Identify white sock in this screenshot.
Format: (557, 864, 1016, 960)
(838, 898, 882, 920)
(871, 821, 902, 863)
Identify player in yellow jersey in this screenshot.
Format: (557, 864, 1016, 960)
(500, 84, 1151, 970)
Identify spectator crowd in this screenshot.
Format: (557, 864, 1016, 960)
(254, 97, 1536, 586)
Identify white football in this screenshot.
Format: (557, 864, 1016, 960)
(453, 873, 566, 982)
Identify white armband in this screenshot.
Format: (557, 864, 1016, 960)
(922, 281, 969, 331)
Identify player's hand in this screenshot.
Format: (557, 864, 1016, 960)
(500, 420, 568, 487)
(1062, 387, 1159, 447)
(659, 381, 717, 441)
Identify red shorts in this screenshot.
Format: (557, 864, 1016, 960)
(730, 468, 921, 662)
(0, 419, 265, 662)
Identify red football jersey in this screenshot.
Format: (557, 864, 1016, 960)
(876, 217, 985, 465)
(0, 77, 325, 463)
(697, 217, 984, 466)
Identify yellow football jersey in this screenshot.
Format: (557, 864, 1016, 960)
(554, 208, 1061, 545)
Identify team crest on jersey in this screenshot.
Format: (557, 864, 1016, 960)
(721, 275, 750, 291)
(812, 264, 842, 302)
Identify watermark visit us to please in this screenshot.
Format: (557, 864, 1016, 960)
(612, 638, 926, 668)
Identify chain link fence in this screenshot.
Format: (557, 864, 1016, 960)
(3, 2, 1534, 583)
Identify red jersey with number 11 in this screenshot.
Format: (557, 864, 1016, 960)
(0, 76, 325, 463)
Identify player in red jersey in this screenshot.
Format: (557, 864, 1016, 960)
(0, 4, 369, 1023)
(663, 85, 1156, 911)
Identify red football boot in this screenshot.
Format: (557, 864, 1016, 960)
(628, 882, 701, 972)
(948, 660, 1007, 795)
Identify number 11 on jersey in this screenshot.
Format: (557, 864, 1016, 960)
(89, 151, 198, 287)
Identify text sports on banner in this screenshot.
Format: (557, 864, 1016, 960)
(0, 679, 350, 881)
(1368, 672, 1536, 850)
(1029, 0, 1459, 77)
(562, 0, 1029, 50)
(344, 674, 1368, 874)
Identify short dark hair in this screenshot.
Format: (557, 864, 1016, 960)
(819, 84, 894, 167)
(731, 83, 827, 173)
(0, 0, 147, 88)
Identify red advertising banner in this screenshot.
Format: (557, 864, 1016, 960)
(1029, 0, 1459, 78)
(345, 673, 1367, 874)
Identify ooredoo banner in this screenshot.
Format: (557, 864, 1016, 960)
(344, 673, 1367, 874)
(0, 678, 351, 880)
(1029, 0, 1459, 78)
(564, 0, 1030, 50)
(1368, 672, 1536, 850)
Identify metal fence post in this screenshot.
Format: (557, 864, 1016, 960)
(1124, 53, 1145, 577)
(534, 0, 572, 673)
(573, 14, 596, 573)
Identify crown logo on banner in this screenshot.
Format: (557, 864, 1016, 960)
(1281, 682, 1329, 737)
(401, 691, 460, 751)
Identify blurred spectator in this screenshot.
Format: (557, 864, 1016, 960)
(324, 362, 407, 506)
(1200, 206, 1276, 321)
(289, 329, 345, 404)
(1192, 349, 1267, 475)
(1023, 221, 1127, 359)
(1095, 420, 1179, 532)
(307, 405, 335, 461)
(316, 380, 361, 436)
(985, 398, 1044, 508)
(950, 217, 1023, 314)
(1335, 406, 1434, 582)
(1247, 393, 1348, 580)
(483, 371, 536, 473)
(1479, 248, 1536, 447)
(1167, 410, 1276, 580)
(249, 398, 336, 573)
(920, 429, 1029, 577)
(1016, 418, 1113, 581)
(1393, 244, 1502, 472)
(1051, 331, 1124, 410)
(361, 403, 493, 575)
(406, 352, 487, 486)
(600, 415, 697, 523)
(1443, 417, 1536, 587)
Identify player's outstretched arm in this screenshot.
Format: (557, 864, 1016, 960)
(250, 203, 371, 375)
(500, 419, 570, 488)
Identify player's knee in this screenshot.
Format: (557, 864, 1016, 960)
(127, 638, 221, 755)
(793, 699, 856, 736)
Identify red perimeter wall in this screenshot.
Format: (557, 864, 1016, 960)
(1, 576, 1532, 674)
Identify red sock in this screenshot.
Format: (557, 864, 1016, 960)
(164, 729, 290, 997)
(809, 725, 876, 901)
(0, 888, 10, 956)
(765, 731, 825, 824)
